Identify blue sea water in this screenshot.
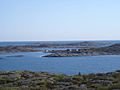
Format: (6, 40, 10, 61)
(0, 52, 120, 75)
(0, 41, 120, 75)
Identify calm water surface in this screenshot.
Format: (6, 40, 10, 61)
(0, 52, 120, 75)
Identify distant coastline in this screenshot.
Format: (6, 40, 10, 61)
(0, 41, 120, 57)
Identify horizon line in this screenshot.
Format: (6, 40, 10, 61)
(0, 39, 120, 42)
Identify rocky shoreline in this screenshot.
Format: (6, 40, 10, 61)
(0, 70, 120, 90)
(43, 44, 120, 57)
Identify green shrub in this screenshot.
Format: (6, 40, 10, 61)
(110, 82, 120, 89)
(0, 87, 18, 90)
(0, 78, 13, 84)
(53, 74, 66, 81)
(97, 86, 109, 90)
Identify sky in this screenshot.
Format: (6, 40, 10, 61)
(0, 0, 120, 41)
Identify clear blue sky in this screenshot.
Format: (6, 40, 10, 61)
(0, 0, 120, 41)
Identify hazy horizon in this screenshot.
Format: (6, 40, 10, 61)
(0, 0, 120, 41)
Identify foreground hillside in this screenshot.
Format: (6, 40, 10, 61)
(1, 71, 120, 90)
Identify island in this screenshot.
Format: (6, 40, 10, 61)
(43, 44, 120, 57)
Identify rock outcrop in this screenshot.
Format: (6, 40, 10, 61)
(0, 70, 120, 90)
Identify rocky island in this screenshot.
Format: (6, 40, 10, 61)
(43, 44, 120, 57)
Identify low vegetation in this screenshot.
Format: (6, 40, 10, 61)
(0, 71, 120, 90)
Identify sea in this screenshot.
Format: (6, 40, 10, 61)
(0, 41, 120, 75)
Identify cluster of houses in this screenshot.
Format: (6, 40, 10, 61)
(44, 48, 82, 53)
(66, 49, 81, 52)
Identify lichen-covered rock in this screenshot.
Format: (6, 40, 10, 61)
(0, 70, 120, 90)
